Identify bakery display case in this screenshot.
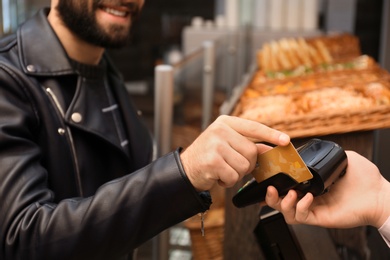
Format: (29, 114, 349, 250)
(222, 33, 390, 138)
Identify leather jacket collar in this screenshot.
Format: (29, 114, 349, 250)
(18, 8, 74, 76)
(18, 8, 121, 79)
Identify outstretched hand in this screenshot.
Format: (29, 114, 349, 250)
(265, 151, 390, 229)
(180, 115, 290, 191)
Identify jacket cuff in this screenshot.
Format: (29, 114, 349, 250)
(174, 147, 212, 212)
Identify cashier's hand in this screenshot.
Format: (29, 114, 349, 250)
(265, 151, 390, 229)
(180, 115, 290, 191)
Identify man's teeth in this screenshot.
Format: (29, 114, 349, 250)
(103, 8, 127, 17)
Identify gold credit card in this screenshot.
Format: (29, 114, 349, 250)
(252, 142, 313, 183)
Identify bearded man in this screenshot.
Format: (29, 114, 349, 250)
(0, 1, 290, 259)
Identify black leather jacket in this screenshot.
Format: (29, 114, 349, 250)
(0, 8, 210, 260)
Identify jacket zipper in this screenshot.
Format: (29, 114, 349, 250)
(45, 87, 84, 197)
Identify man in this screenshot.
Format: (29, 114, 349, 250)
(265, 151, 390, 247)
(0, 0, 290, 259)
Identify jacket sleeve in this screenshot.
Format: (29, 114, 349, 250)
(0, 66, 211, 259)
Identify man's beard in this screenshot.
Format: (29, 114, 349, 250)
(56, 0, 141, 48)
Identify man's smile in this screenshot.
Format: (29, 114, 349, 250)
(102, 7, 128, 18)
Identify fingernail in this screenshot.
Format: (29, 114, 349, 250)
(279, 133, 290, 144)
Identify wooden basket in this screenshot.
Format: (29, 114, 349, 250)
(231, 64, 390, 138)
(184, 208, 225, 260)
(254, 105, 390, 139)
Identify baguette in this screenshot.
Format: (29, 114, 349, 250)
(257, 33, 361, 72)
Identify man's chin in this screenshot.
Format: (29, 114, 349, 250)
(100, 36, 131, 49)
(96, 28, 131, 48)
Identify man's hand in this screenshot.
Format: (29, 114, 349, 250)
(180, 115, 290, 191)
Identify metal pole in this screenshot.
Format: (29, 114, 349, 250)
(154, 65, 174, 157)
(226, 29, 237, 98)
(202, 41, 216, 130)
(152, 65, 174, 260)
